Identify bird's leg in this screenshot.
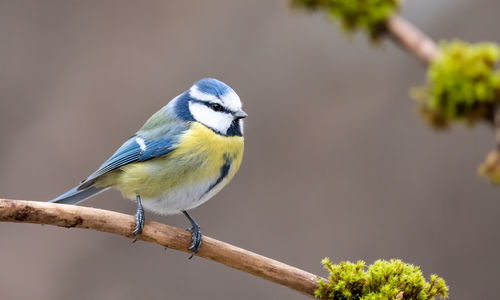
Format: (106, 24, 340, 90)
(132, 195, 145, 243)
(182, 210, 202, 259)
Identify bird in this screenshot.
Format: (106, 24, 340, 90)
(50, 78, 246, 258)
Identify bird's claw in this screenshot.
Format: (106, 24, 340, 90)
(132, 219, 144, 243)
(186, 224, 202, 259)
(132, 203, 145, 243)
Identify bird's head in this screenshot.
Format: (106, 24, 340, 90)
(175, 78, 246, 137)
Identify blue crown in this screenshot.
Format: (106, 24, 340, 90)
(194, 78, 232, 98)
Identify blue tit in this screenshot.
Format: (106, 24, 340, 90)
(50, 78, 247, 258)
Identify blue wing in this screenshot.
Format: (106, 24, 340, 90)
(78, 104, 192, 189)
(51, 96, 190, 203)
(51, 135, 178, 204)
(79, 135, 176, 189)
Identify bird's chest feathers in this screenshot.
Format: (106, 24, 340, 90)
(176, 122, 244, 163)
(116, 122, 243, 213)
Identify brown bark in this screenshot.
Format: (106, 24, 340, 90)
(0, 199, 323, 298)
(386, 15, 440, 64)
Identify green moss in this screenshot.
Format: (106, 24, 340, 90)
(315, 258, 448, 300)
(415, 40, 500, 127)
(291, 0, 401, 40)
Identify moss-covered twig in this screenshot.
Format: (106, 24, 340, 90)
(316, 258, 448, 300)
(291, 0, 402, 41)
(291, 0, 439, 64)
(415, 41, 500, 127)
(291, 0, 500, 184)
(417, 41, 500, 183)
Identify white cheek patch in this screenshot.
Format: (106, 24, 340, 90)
(238, 119, 244, 135)
(189, 85, 222, 103)
(220, 90, 242, 112)
(189, 102, 234, 134)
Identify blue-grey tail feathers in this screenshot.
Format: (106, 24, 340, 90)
(50, 186, 106, 205)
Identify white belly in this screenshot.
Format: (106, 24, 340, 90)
(139, 174, 230, 215)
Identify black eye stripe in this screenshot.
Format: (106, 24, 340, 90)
(191, 99, 230, 113)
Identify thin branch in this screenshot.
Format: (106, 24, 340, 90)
(0, 199, 323, 298)
(385, 15, 440, 64)
(386, 14, 500, 179)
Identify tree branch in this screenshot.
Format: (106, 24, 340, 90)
(385, 15, 500, 184)
(385, 15, 440, 64)
(0, 199, 323, 298)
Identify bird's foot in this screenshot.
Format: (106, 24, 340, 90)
(132, 195, 145, 243)
(133, 211, 144, 242)
(186, 224, 202, 259)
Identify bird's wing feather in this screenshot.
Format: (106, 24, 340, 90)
(79, 109, 189, 189)
(78, 136, 177, 189)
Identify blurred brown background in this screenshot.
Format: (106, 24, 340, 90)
(1, 0, 499, 299)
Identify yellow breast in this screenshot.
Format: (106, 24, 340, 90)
(106, 122, 244, 201)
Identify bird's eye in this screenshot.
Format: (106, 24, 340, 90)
(210, 103, 224, 112)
